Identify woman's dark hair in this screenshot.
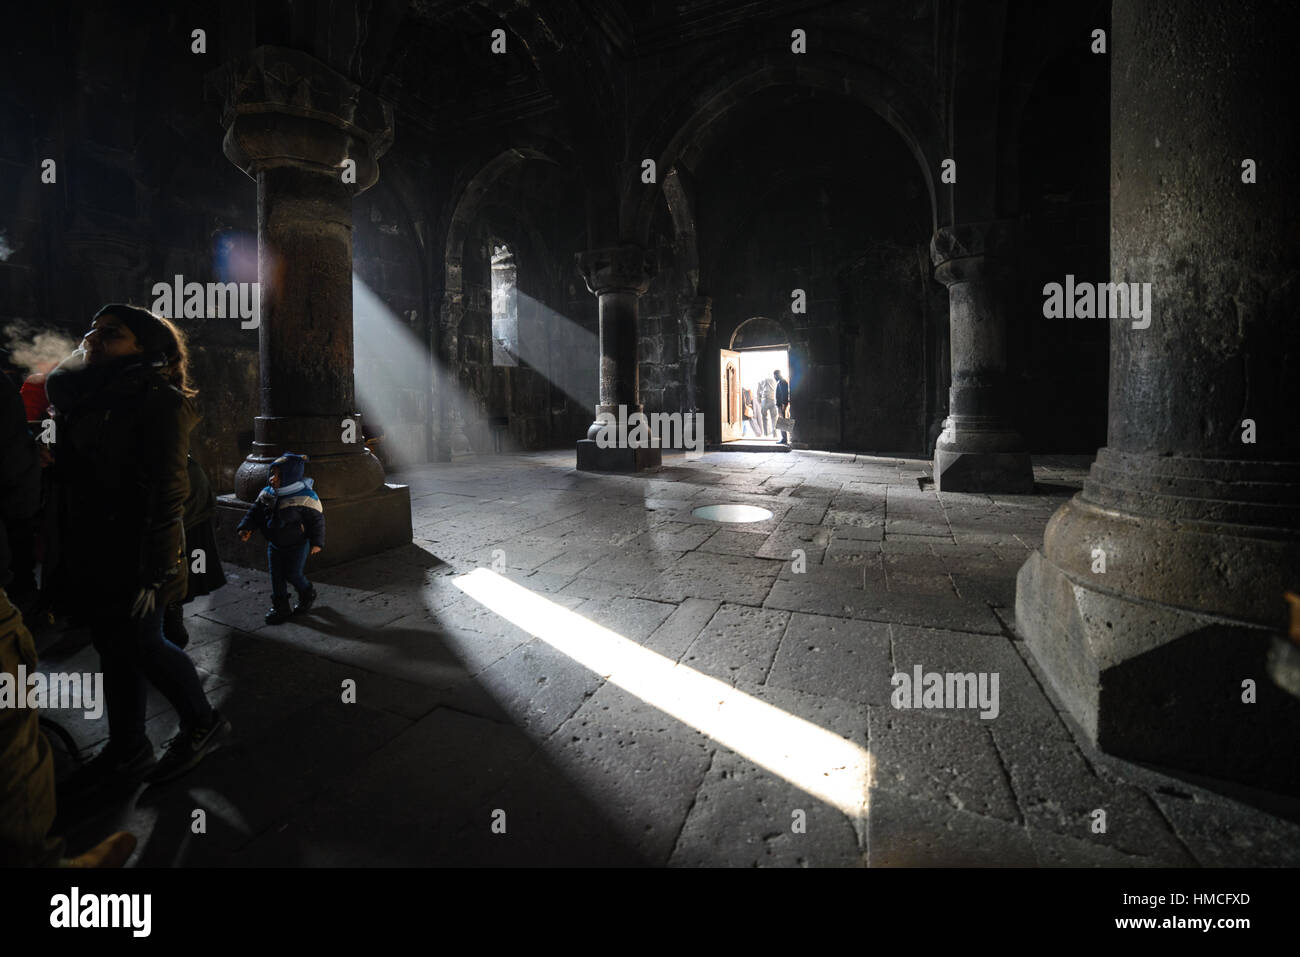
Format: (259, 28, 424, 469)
(93, 303, 197, 397)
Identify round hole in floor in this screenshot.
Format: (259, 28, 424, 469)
(692, 504, 774, 523)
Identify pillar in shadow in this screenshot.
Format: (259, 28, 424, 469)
(575, 244, 661, 471)
(1016, 0, 1300, 792)
(931, 221, 1033, 492)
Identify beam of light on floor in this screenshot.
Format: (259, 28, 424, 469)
(453, 568, 872, 821)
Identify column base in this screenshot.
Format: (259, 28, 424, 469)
(1016, 549, 1300, 795)
(213, 483, 412, 571)
(576, 439, 662, 472)
(934, 449, 1034, 493)
(234, 415, 387, 502)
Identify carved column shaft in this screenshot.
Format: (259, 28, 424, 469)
(931, 221, 1033, 492)
(574, 244, 660, 471)
(256, 167, 355, 417)
(1015, 0, 1300, 793)
(577, 245, 654, 433)
(213, 46, 392, 501)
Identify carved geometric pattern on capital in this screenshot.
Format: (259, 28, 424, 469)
(214, 46, 393, 144)
(577, 245, 657, 297)
(211, 46, 393, 186)
(930, 220, 1017, 278)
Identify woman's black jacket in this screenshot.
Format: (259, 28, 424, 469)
(45, 353, 197, 617)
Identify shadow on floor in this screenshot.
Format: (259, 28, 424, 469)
(45, 545, 649, 866)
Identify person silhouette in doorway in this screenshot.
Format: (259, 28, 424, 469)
(774, 369, 790, 445)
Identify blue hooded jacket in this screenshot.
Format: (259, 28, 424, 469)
(236, 453, 325, 549)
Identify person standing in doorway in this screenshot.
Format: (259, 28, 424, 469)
(745, 387, 766, 438)
(757, 374, 777, 437)
(774, 369, 790, 445)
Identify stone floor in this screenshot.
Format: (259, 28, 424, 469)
(42, 449, 1300, 866)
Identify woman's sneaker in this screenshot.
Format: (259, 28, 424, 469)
(146, 711, 232, 785)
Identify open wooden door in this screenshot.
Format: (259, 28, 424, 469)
(720, 349, 742, 442)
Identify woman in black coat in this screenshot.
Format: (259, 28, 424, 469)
(46, 304, 230, 789)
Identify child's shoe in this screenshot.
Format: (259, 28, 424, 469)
(264, 599, 291, 625)
(292, 586, 317, 615)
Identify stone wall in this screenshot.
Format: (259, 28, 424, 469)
(637, 96, 938, 454)
(441, 160, 595, 456)
(1007, 49, 1110, 453)
(2, 1, 1114, 467)
(0, 16, 261, 492)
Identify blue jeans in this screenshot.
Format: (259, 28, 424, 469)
(269, 542, 311, 603)
(91, 604, 213, 751)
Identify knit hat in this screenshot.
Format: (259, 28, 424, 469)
(271, 453, 309, 486)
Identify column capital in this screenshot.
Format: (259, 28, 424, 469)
(210, 45, 393, 192)
(930, 220, 1016, 285)
(577, 244, 656, 296)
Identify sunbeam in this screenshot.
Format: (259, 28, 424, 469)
(452, 568, 873, 821)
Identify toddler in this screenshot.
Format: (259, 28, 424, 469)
(237, 453, 324, 624)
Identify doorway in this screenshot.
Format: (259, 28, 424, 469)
(719, 347, 789, 445)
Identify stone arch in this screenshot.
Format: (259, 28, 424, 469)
(625, 48, 945, 247)
(439, 143, 566, 370)
(437, 143, 575, 455)
(727, 315, 791, 351)
(661, 166, 700, 299)
(725, 316, 804, 397)
(442, 148, 563, 297)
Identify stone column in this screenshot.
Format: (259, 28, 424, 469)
(930, 221, 1033, 492)
(1015, 0, 1300, 792)
(209, 46, 411, 567)
(575, 244, 660, 471)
